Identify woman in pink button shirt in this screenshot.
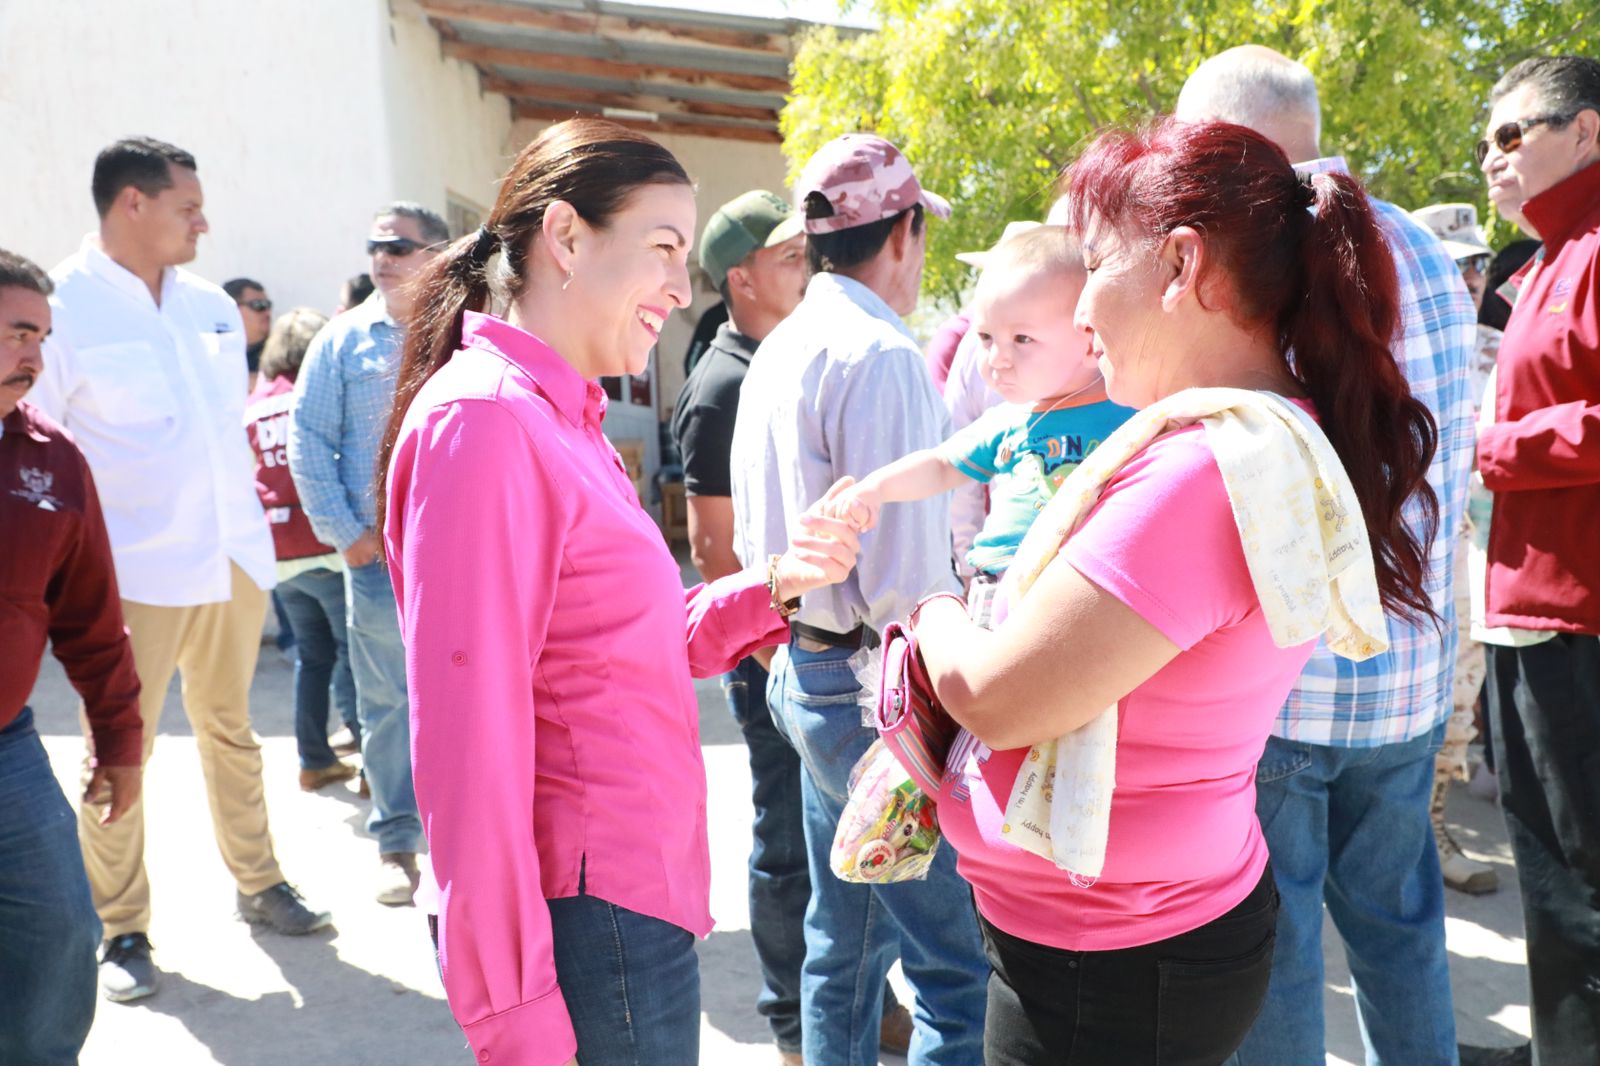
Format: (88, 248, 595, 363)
(377, 119, 858, 1066)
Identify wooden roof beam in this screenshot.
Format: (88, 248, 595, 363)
(444, 40, 789, 94)
(481, 74, 777, 122)
(512, 102, 781, 144)
(420, 0, 789, 56)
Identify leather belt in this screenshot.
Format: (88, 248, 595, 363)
(790, 620, 870, 652)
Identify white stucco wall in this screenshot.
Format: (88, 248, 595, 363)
(383, 1, 515, 227)
(0, 0, 514, 315)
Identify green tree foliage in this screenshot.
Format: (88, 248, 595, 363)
(782, 0, 1596, 303)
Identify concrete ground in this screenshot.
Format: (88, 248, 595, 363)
(28, 607, 1532, 1065)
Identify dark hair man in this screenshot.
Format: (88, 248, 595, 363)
(728, 135, 990, 1064)
(222, 276, 273, 386)
(673, 190, 849, 1063)
(30, 136, 330, 1006)
(336, 272, 374, 314)
(1476, 54, 1600, 1066)
(288, 201, 445, 906)
(0, 247, 143, 1062)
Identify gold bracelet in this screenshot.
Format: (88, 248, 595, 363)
(768, 554, 801, 618)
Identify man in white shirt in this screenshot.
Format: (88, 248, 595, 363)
(31, 136, 330, 1005)
(730, 134, 989, 1066)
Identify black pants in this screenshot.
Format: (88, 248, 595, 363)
(1486, 635, 1600, 1062)
(979, 868, 1278, 1065)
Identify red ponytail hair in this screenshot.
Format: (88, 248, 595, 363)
(1064, 119, 1438, 621)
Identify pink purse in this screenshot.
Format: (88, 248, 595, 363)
(874, 621, 962, 795)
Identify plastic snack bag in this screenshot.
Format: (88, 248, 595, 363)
(831, 739, 941, 883)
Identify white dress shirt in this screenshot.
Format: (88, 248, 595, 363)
(31, 236, 275, 606)
(731, 273, 958, 636)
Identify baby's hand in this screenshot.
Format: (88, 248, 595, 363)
(827, 484, 881, 533)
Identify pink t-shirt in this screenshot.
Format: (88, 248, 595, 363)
(936, 422, 1318, 951)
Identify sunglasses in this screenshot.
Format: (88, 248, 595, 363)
(1475, 113, 1573, 166)
(1457, 254, 1490, 275)
(241, 298, 272, 313)
(367, 237, 430, 257)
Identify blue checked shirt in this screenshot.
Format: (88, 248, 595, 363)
(287, 297, 403, 552)
(1278, 158, 1477, 747)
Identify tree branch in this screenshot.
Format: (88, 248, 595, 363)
(1470, 13, 1597, 78)
(1072, 82, 1104, 129)
(1136, 71, 1161, 113)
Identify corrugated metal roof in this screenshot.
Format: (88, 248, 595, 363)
(422, 0, 861, 142)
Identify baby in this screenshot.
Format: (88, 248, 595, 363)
(830, 225, 1133, 600)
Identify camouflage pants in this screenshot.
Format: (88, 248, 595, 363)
(1440, 527, 1485, 781)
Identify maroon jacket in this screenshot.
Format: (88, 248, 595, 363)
(1, 402, 142, 765)
(245, 374, 337, 562)
(1479, 159, 1600, 634)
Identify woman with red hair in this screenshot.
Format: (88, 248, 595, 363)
(908, 117, 1439, 1064)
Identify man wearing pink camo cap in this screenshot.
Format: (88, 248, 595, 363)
(731, 133, 988, 1065)
(798, 133, 953, 234)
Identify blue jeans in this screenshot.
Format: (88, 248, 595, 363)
(724, 657, 808, 1053)
(548, 888, 700, 1064)
(270, 589, 296, 651)
(769, 642, 988, 1066)
(275, 566, 357, 770)
(345, 561, 421, 854)
(1229, 720, 1455, 1066)
(0, 709, 100, 1065)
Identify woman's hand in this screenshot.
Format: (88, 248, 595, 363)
(774, 477, 862, 601)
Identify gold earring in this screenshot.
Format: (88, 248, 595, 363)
(562, 269, 574, 291)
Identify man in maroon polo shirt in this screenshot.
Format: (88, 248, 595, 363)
(1476, 55, 1600, 1064)
(0, 247, 142, 1062)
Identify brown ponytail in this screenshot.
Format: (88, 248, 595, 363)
(1065, 118, 1438, 621)
(374, 118, 690, 528)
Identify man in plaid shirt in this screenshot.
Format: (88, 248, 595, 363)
(1178, 48, 1479, 1066)
(288, 202, 445, 907)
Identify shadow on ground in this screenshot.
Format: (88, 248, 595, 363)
(128, 927, 468, 1066)
(699, 928, 778, 1047)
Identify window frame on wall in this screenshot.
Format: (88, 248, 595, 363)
(445, 193, 485, 238)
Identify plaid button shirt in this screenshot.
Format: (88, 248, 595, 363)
(1278, 158, 1477, 747)
(286, 296, 403, 552)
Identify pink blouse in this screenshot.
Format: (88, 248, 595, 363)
(384, 312, 788, 1065)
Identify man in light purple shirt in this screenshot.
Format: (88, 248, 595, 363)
(731, 133, 988, 1066)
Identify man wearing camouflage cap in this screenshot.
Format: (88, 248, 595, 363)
(671, 189, 816, 1063)
(731, 134, 988, 1066)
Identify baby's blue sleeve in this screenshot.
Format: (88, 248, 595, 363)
(938, 405, 1012, 484)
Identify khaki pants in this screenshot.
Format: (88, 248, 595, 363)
(78, 562, 283, 938)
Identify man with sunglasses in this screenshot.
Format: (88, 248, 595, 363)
(288, 202, 445, 906)
(1475, 55, 1600, 1065)
(222, 277, 272, 389)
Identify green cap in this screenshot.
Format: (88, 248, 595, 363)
(699, 190, 804, 290)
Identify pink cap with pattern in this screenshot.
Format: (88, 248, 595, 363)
(795, 133, 952, 235)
